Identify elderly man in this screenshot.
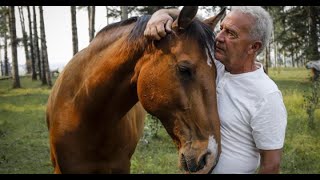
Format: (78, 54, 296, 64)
(144, 6, 287, 174)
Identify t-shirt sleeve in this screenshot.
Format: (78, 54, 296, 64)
(250, 91, 287, 150)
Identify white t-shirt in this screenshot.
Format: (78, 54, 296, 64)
(212, 60, 287, 174)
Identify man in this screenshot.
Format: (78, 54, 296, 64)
(144, 6, 287, 174)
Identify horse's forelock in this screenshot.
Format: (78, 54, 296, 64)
(181, 20, 216, 62)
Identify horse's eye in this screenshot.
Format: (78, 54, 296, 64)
(177, 63, 193, 80)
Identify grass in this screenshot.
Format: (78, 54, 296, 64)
(0, 77, 52, 173)
(0, 68, 319, 174)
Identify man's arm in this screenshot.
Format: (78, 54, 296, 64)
(144, 9, 180, 40)
(258, 149, 282, 174)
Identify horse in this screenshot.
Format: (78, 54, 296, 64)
(306, 60, 320, 81)
(46, 6, 225, 174)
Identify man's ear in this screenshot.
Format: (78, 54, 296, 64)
(249, 41, 262, 55)
(203, 7, 226, 30)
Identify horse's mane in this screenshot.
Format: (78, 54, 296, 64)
(180, 19, 216, 61)
(91, 16, 151, 55)
(91, 15, 216, 62)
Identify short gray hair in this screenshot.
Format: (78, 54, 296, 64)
(231, 6, 273, 55)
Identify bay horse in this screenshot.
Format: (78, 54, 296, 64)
(46, 6, 225, 174)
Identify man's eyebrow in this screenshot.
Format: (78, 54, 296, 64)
(223, 25, 238, 34)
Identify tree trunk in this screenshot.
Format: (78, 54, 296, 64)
(272, 27, 277, 68)
(291, 48, 295, 67)
(106, 6, 109, 24)
(0, 60, 3, 76)
(27, 6, 37, 80)
(283, 50, 286, 68)
(4, 30, 9, 76)
(39, 6, 52, 87)
(121, 6, 128, 20)
(18, 6, 31, 74)
(88, 6, 95, 42)
(265, 46, 269, 75)
(4, 10, 10, 76)
(9, 6, 21, 88)
(71, 6, 78, 55)
(308, 6, 320, 61)
(0, 47, 3, 76)
(33, 6, 42, 80)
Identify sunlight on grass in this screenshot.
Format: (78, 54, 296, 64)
(0, 104, 46, 112)
(0, 88, 50, 97)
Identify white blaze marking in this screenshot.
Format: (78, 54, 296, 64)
(207, 135, 218, 163)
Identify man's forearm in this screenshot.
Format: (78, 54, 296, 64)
(258, 149, 282, 174)
(154, 9, 180, 19)
(258, 164, 280, 174)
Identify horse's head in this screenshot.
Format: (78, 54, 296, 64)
(133, 6, 226, 174)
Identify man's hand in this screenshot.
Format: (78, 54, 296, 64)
(144, 9, 178, 40)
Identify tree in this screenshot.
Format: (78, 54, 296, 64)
(8, 6, 21, 88)
(27, 6, 37, 80)
(18, 6, 31, 74)
(121, 6, 128, 20)
(88, 6, 95, 42)
(307, 6, 320, 61)
(105, 6, 109, 24)
(33, 6, 41, 80)
(71, 6, 78, 55)
(0, 7, 10, 76)
(0, 60, 3, 76)
(39, 6, 52, 87)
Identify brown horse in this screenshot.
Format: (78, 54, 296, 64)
(46, 6, 225, 174)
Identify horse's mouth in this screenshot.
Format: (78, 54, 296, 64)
(180, 153, 216, 174)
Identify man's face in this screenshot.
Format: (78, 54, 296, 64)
(214, 11, 255, 70)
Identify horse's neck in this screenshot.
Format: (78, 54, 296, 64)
(77, 38, 143, 120)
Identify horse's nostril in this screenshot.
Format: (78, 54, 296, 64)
(197, 152, 209, 170)
(181, 153, 198, 172)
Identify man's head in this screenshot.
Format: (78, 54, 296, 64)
(214, 6, 273, 73)
(231, 6, 273, 55)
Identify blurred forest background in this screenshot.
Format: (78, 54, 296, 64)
(0, 6, 319, 174)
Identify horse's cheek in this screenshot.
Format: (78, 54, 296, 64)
(136, 66, 158, 113)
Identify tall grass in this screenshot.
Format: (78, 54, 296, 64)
(0, 68, 319, 174)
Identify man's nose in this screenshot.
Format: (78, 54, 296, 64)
(215, 31, 223, 43)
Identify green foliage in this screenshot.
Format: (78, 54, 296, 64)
(303, 80, 319, 129)
(142, 114, 162, 140)
(269, 67, 320, 174)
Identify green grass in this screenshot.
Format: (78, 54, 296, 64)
(0, 77, 52, 173)
(0, 68, 319, 174)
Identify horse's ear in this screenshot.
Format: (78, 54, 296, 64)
(203, 7, 226, 30)
(172, 6, 198, 30)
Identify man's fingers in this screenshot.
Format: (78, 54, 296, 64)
(144, 27, 151, 37)
(144, 26, 160, 40)
(143, 14, 173, 40)
(150, 27, 161, 40)
(165, 18, 173, 33)
(156, 23, 167, 38)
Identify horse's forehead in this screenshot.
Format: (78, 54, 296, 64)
(172, 39, 206, 57)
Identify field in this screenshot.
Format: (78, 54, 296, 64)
(0, 67, 319, 174)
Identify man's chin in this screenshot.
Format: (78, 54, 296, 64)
(214, 50, 223, 58)
(214, 54, 223, 61)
